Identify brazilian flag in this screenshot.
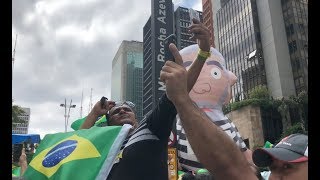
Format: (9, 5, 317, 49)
(23, 124, 132, 180)
(71, 115, 107, 131)
(12, 165, 21, 177)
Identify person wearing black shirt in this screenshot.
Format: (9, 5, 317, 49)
(81, 18, 211, 180)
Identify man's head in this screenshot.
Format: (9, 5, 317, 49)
(253, 133, 308, 179)
(108, 101, 138, 129)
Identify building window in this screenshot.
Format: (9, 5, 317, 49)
(289, 41, 297, 53)
(299, 77, 304, 85)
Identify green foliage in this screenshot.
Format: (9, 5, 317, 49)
(248, 85, 270, 99)
(12, 104, 25, 127)
(223, 98, 277, 114)
(223, 86, 272, 114)
(276, 123, 307, 144)
(286, 91, 308, 131)
(223, 88, 308, 140)
(293, 91, 308, 104)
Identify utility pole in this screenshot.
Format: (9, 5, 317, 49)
(12, 34, 18, 79)
(88, 88, 93, 114)
(80, 89, 83, 118)
(60, 98, 76, 132)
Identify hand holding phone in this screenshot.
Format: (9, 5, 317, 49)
(164, 34, 177, 62)
(100, 96, 115, 119)
(12, 144, 23, 163)
(100, 96, 108, 108)
(189, 8, 200, 24)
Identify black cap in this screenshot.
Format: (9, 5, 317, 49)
(253, 133, 308, 167)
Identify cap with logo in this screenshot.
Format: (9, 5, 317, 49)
(253, 133, 308, 167)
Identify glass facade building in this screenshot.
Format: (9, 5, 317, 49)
(212, 0, 307, 99)
(142, 6, 201, 117)
(281, 0, 308, 94)
(142, 17, 153, 117)
(217, 0, 267, 101)
(142, 0, 174, 117)
(111, 40, 143, 122)
(174, 7, 203, 50)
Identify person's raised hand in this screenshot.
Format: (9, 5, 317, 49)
(188, 18, 211, 52)
(90, 97, 115, 117)
(160, 43, 188, 104)
(18, 148, 27, 166)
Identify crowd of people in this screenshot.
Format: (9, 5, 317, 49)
(14, 18, 308, 180)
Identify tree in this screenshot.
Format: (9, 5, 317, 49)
(248, 85, 270, 99)
(12, 102, 25, 128)
(292, 91, 308, 132)
(277, 122, 307, 144)
(277, 97, 293, 132)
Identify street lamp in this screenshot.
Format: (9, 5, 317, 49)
(60, 98, 76, 132)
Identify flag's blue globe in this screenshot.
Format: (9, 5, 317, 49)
(43, 140, 77, 167)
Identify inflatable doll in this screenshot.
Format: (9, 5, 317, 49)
(176, 44, 253, 172)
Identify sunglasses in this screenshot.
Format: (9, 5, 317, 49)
(108, 101, 136, 116)
(113, 101, 135, 109)
(100, 97, 135, 109)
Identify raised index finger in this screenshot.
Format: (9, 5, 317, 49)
(21, 147, 26, 154)
(169, 43, 183, 66)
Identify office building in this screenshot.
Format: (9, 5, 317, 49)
(111, 40, 143, 121)
(280, 0, 308, 94)
(142, 0, 174, 117)
(174, 6, 203, 50)
(143, 4, 204, 116)
(216, 0, 268, 101)
(212, 0, 307, 101)
(12, 107, 30, 134)
(202, 0, 215, 47)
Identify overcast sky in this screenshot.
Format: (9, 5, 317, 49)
(12, 0, 202, 138)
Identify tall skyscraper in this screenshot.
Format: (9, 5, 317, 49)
(212, 0, 307, 101)
(280, 0, 308, 94)
(212, 0, 222, 50)
(111, 40, 143, 121)
(256, 0, 307, 96)
(143, 4, 205, 116)
(174, 6, 203, 50)
(216, 0, 268, 101)
(142, 0, 174, 117)
(202, 0, 215, 47)
(142, 18, 153, 116)
(12, 107, 30, 134)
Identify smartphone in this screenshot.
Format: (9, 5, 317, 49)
(164, 34, 176, 62)
(189, 8, 200, 24)
(100, 96, 110, 119)
(100, 96, 107, 108)
(12, 144, 23, 163)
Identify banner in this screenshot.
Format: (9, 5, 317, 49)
(168, 147, 178, 180)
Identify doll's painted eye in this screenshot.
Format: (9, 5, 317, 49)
(211, 67, 222, 79)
